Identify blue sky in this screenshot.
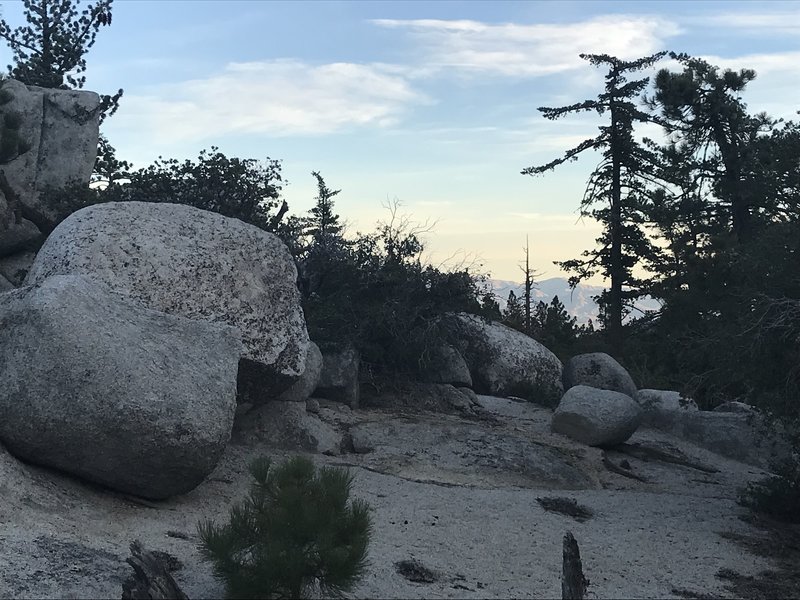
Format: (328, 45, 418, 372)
(1, 0, 799, 282)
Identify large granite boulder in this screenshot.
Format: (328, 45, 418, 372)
(0, 275, 241, 499)
(442, 313, 563, 405)
(0, 79, 100, 231)
(315, 344, 360, 408)
(636, 389, 698, 427)
(277, 342, 323, 403)
(26, 202, 309, 402)
(552, 385, 643, 447)
(563, 352, 637, 398)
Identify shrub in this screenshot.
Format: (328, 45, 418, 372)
(738, 457, 800, 524)
(198, 455, 372, 599)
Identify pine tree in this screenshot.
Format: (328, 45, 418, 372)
(0, 0, 123, 120)
(305, 171, 344, 251)
(198, 456, 372, 600)
(522, 52, 666, 355)
(503, 290, 525, 331)
(647, 53, 774, 243)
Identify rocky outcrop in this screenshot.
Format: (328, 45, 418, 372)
(642, 409, 790, 469)
(315, 344, 360, 408)
(552, 385, 643, 447)
(636, 389, 698, 427)
(442, 313, 563, 406)
(277, 342, 323, 403)
(232, 400, 343, 455)
(0, 79, 100, 231)
(26, 201, 309, 402)
(0, 275, 241, 499)
(563, 353, 637, 398)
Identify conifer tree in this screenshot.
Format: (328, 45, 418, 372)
(503, 289, 525, 331)
(522, 52, 666, 355)
(0, 0, 123, 119)
(198, 455, 372, 600)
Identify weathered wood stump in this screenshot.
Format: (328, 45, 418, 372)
(121, 540, 188, 600)
(562, 531, 588, 600)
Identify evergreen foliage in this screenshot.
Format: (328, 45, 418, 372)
(0, 0, 122, 119)
(92, 133, 130, 187)
(101, 147, 286, 231)
(522, 52, 667, 355)
(739, 457, 800, 524)
(197, 455, 372, 599)
(299, 198, 487, 377)
(531, 296, 581, 360)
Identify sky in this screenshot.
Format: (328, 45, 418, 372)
(1, 0, 799, 283)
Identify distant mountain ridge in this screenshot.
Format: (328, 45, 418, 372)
(488, 277, 660, 325)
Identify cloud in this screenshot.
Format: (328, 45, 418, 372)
(372, 16, 681, 77)
(110, 59, 429, 143)
(698, 11, 800, 35)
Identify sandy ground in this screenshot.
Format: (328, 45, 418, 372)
(0, 394, 775, 599)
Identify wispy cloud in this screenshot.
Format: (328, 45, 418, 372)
(372, 16, 681, 78)
(110, 59, 429, 143)
(698, 11, 800, 35)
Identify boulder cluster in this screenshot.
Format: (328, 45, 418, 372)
(0, 81, 790, 504)
(550, 352, 790, 468)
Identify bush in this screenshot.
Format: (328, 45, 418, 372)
(738, 457, 800, 523)
(198, 456, 372, 599)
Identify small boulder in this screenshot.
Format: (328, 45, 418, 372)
(0, 275, 241, 499)
(0, 218, 42, 256)
(421, 342, 472, 387)
(552, 385, 643, 447)
(232, 400, 343, 455)
(443, 313, 563, 406)
(361, 382, 482, 416)
(713, 401, 757, 414)
(26, 201, 309, 401)
(277, 342, 323, 403)
(563, 352, 637, 398)
(0, 250, 35, 286)
(315, 344, 360, 408)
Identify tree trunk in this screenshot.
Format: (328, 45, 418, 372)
(608, 95, 624, 356)
(562, 531, 588, 600)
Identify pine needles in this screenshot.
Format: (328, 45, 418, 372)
(198, 455, 372, 599)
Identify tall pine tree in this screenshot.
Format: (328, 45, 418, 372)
(522, 52, 666, 355)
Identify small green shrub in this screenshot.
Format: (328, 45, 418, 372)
(738, 457, 800, 523)
(198, 455, 372, 599)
